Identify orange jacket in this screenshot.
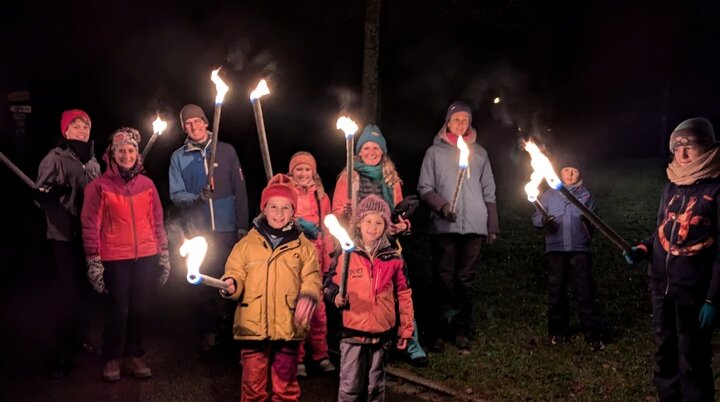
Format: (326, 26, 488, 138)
(324, 240, 414, 340)
(294, 184, 334, 273)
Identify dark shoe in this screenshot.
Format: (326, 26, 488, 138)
(430, 339, 445, 353)
(455, 336, 471, 351)
(589, 341, 605, 352)
(200, 333, 217, 353)
(410, 356, 429, 367)
(123, 357, 152, 379)
(102, 360, 121, 382)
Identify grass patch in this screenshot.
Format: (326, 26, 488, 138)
(400, 158, 674, 401)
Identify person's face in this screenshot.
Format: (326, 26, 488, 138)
(184, 117, 209, 142)
(358, 142, 383, 166)
(674, 143, 708, 167)
(114, 143, 138, 170)
(263, 196, 294, 229)
(358, 212, 385, 245)
(447, 112, 470, 137)
(65, 118, 90, 142)
(560, 167, 580, 186)
(291, 164, 313, 187)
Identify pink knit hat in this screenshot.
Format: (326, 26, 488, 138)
(352, 194, 391, 229)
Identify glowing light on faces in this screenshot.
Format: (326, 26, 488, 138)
(358, 142, 383, 166)
(291, 164, 313, 187)
(323, 214, 354, 251)
(263, 196, 294, 229)
(447, 112, 470, 136)
(65, 119, 90, 142)
(560, 167, 580, 186)
(358, 213, 385, 245)
(674, 143, 707, 167)
(114, 143, 138, 169)
(183, 117, 208, 142)
(179, 236, 208, 285)
(523, 140, 562, 190)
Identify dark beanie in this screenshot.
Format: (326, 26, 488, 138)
(179, 104, 208, 124)
(669, 117, 715, 152)
(556, 152, 583, 171)
(445, 101, 472, 124)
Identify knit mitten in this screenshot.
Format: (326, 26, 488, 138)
(86, 257, 106, 294)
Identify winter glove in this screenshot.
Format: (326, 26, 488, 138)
(623, 246, 646, 265)
(440, 203, 457, 223)
(199, 185, 213, 202)
(392, 195, 419, 223)
(293, 296, 317, 328)
(86, 257, 106, 294)
(35, 184, 72, 202)
(699, 303, 715, 329)
(158, 250, 171, 287)
(296, 217, 320, 240)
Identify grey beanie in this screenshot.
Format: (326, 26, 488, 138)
(669, 117, 715, 152)
(179, 104, 208, 124)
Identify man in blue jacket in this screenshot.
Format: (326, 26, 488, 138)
(532, 154, 605, 351)
(169, 104, 249, 352)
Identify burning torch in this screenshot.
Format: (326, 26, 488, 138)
(323, 214, 355, 300)
(250, 79, 273, 182)
(336, 116, 359, 215)
(0, 151, 36, 189)
(205, 68, 229, 232)
(524, 170, 551, 221)
(448, 135, 470, 215)
(523, 141, 631, 253)
(140, 115, 167, 161)
(180, 236, 229, 291)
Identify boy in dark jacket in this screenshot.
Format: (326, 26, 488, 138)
(624, 117, 720, 402)
(532, 154, 605, 351)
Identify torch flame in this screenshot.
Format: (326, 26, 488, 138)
(323, 214, 355, 251)
(152, 115, 167, 135)
(211, 68, 229, 104)
(493, 97, 501, 104)
(336, 116, 358, 139)
(179, 236, 208, 285)
(250, 79, 270, 101)
(524, 170, 545, 202)
(457, 135, 470, 168)
(523, 140, 562, 190)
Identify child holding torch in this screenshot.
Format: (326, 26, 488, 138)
(220, 174, 320, 402)
(623, 117, 720, 402)
(323, 195, 414, 402)
(531, 154, 605, 351)
(287, 151, 336, 377)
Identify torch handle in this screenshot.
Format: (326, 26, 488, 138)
(0, 151, 36, 189)
(206, 104, 223, 190)
(140, 133, 159, 161)
(339, 250, 351, 299)
(532, 200, 551, 220)
(558, 186, 631, 253)
(190, 273, 229, 291)
(346, 137, 354, 210)
(252, 100, 274, 182)
(448, 167, 466, 213)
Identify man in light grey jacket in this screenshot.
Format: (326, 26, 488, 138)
(417, 101, 499, 352)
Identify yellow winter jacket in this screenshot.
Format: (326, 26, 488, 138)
(221, 227, 321, 341)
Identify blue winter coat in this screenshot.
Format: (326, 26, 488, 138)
(532, 184, 595, 253)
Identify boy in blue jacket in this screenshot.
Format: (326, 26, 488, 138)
(532, 154, 605, 351)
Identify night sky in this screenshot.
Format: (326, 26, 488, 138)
(2, 1, 720, 211)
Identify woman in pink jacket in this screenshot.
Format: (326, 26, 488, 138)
(81, 127, 170, 382)
(287, 151, 336, 377)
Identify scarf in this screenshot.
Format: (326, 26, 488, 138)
(666, 147, 720, 185)
(67, 139, 94, 164)
(354, 162, 394, 207)
(117, 162, 142, 182)
(255, 216, 297, 249)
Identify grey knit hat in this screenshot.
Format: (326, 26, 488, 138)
(669, 117, 715, 152)
(179, 104, 208, 124)
(352, 194, 392, 229)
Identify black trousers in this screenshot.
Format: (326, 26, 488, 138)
(544, 252, 604, 342)
(49, 240, 92, 360)
(102, 255, 158, 361)
(429, 233, 484, 339)
(195, 231, 237, 335)
(651, 292, 714, 402)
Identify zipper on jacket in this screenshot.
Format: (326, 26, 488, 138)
(665, 192, 686, 295)
(126, 183, 139, 260)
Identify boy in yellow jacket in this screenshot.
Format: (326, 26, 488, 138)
(221, 174, 321, 402)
